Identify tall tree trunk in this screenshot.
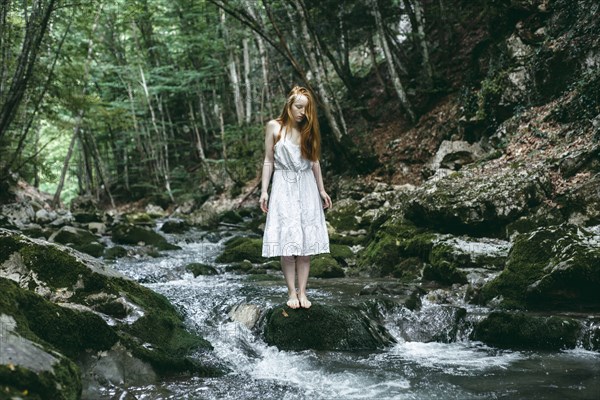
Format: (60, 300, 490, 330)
(371, 0, 415, 122)
(243, 37, 252, 129)
(411, 0, 434, 86)
(288, 2, 346, 142)
(0, 0, 57, 140)
(52, 5, 101, 207)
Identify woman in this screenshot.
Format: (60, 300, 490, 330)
(260, 86, 332, 309)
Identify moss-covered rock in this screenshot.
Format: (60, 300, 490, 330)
(124, 212, 155, 225)
(48, 226, 105, 258)
(479, 224, 600, 310)
(216, 236, 266, 263)
(111, 223, 181, 251)
(160, 219, 190, 234)
(472, 312, 581, 350)
(357, 218, 435, 277)
(0, 313, 82, 400)
(185, 262, 218, 276)
(405, 167, 552, 237)
(0, 229, 222, 390)
(263, 303, 395, 351)
(103, 245, 128, 260)
(310, 255, 344, 278)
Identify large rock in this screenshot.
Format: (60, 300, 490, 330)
(426, 140, 484, 174)
(263, 303, 395, 351)
(111, 223, 181, 250)
(216, 236, 266, 263)
(479, 224, 600, 310)
(0, 313, 81, 399)
(472, 312, 582, 350)
(406, 166, 552, 236)
(0, 229, 222, 393)
(49, 225, 105, 257)
(357, 217, 434, 278)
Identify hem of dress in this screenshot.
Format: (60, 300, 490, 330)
(261, 250, 330, 258)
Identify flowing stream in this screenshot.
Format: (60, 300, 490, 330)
(95, 225, 600, 399)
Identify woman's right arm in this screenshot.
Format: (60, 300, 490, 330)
(260, 120, 277, 213)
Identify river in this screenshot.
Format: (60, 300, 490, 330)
(93, 225, 600, 399)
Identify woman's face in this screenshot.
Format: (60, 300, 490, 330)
(290, 95, 308, 123)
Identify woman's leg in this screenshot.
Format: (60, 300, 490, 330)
(296, 255, 312, 308)
(281, 255, 299, 308)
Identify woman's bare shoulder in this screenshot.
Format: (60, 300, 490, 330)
(266, 119, 281, 129)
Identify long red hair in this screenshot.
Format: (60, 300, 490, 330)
(274, 86, 321, 162)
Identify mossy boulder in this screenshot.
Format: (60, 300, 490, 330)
(160, 219, 190, 234)
(216, 236, 266, 263)
(405, 167, 552, 237)
(0, 313, 82, 400)
(310, 255, 344, 278)
(472, 312, 582, 350)
(49, 226, 105, 258)
(124, 212, 155, 225)
(0, 228, 222, 391)
(111, 223, 181, 250)
(103, 245, 128, 260)
(185, 262, 218, 276)
(263, 303, 395, 351)
(429, 236, 509, 270)
(479, 224, 600, 310)
(327, 199, 366, 233)
(357, 218, 435, 277)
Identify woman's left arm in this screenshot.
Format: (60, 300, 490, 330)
(312, 160, 332, 209)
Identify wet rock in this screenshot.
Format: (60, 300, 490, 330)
(0, 313, 81, 399)
(310, 255, 344, 278)
(216, 236, 266, 263)
(0, 229, 222, 381)
(111, 223, 181, 251)
(80, 342, 156, 398)
(479, 224, 600, 310)
(472, 311, 581, 350)
(49, 225, 105, 258)
(71, 195, 103, 224)
(103, 246, 128, 260)
(229, 304, 261, 329)
(160, 219, 190, 234)
(406, 166, 551, 236)
(422, 262, 467, 286)
(186, 262, 218, 276)
(263, 303, 395, 351)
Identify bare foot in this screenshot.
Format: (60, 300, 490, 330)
(298, 295, 311, 309)
(287, 295, 300, 309)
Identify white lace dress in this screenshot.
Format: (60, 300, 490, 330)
(261, 134, 330, 257)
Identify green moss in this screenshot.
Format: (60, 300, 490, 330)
(0, 357, 81, 400)
(329, 233, 367, 246)
(329, 244, 353, 260)
(112, 223, 181, 250)
(424, 245, 468, 285)
(327, 202, 366, 232)
(0, 234, 23, 264)
(185, 262, 218, 276)
(357, 219, 435, 277)
(75, 242, 104, 257)
(310, 255, 344, 278)
(124, 212, 154, 225)
(216, 237, 266, 263)
(20, 244, 86, 289)
(472, 312, 581, 350)
(103, 245, 128, 260)
(225, 260, 254, 273)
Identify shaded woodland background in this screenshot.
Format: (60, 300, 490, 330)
(0, 0, 598, 209)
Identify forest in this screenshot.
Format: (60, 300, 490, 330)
(0, 0, 599, 399)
